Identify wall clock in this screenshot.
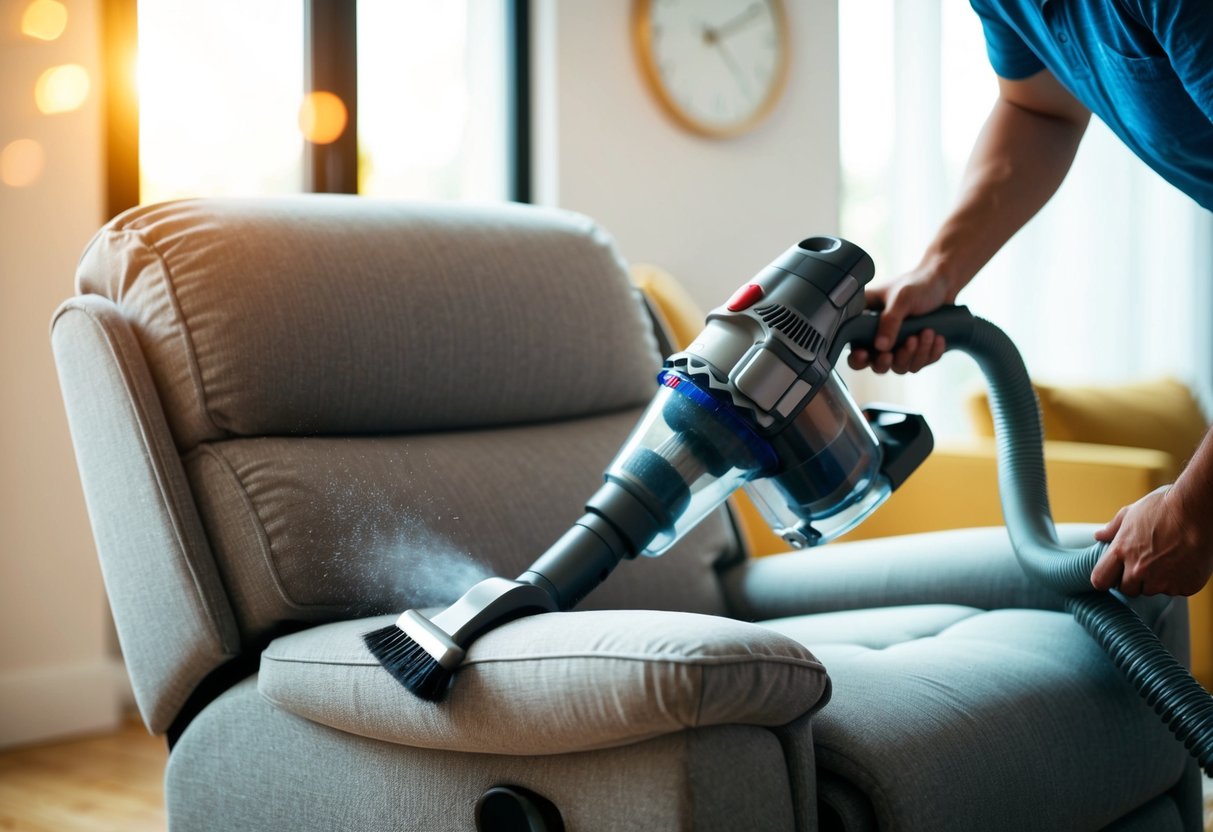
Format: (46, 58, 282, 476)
(633, 0, 790, 138)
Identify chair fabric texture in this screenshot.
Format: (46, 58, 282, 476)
(168, 677, 801, 832)
(51, 296, 240, 730)
(54, 197, 1201, 831)
(260, 609, 829, 755)
(729, 526, 1196, 832)
(75, 197, 662, 446)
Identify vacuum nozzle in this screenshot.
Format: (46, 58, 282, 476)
(362, 577, 557, 701)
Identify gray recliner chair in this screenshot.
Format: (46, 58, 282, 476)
(52, 197, 1199, 831)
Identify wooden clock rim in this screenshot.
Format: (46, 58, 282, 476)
(631, 0, 791, 139)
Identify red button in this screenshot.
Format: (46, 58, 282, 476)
(726, 283, 764, 312)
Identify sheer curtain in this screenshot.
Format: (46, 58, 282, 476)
(838, 0, 1213, 437)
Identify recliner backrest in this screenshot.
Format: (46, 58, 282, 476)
(53, 197, 740, 732)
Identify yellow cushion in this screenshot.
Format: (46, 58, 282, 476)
(967, 377, 1207, 480)
(629, 263, 705, 350)
(841, 438, 1172, 541)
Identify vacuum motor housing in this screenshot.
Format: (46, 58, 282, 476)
(612, 236, 932, 552)
(668, 235, 875, 434)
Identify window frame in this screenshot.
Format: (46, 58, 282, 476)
(102, 0, 531, 216)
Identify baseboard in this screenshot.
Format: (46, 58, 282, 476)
(0, 657, 126, 749)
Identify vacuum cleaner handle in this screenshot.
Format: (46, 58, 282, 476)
(831, 304, 977, 363)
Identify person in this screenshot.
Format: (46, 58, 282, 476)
(847, 1, 1213, 597)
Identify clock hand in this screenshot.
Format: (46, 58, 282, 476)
(713, 39, 754, 102)
(711, 2, 764, 41)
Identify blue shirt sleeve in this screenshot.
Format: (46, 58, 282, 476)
(969, 0, 1045, 80)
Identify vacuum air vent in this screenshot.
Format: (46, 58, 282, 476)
(754, 304, 825, 355)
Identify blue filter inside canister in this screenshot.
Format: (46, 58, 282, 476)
(604, 371, 776, 556)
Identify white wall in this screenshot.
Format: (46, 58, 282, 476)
(532, 0, 840, 312)
(0, 0, 122, 748)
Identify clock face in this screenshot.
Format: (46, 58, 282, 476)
(635, 0, 789, 137)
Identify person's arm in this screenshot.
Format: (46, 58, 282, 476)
(1075, 2, 1213, 597)
(1091, 428, 1213, 596)
(849, 70, 1091, 374)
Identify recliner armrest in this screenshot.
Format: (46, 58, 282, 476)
(721, 525, 1178, 636)
(722, 525, 1095, 621)
(259, 609, 829, 756)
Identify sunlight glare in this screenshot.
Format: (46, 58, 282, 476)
(357, 0, 507, 199)
(136, 0, 303, 203)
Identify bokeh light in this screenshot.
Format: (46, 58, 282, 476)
(34, 64, 91, 114)
(1, 139, 47, 187)
(298, 91, 348, 144)
(21, 0, 68, 41)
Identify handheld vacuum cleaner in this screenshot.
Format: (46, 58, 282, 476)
(365, 235, 1213, 774)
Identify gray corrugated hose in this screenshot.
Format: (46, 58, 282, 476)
(943, 312, 1213, 775)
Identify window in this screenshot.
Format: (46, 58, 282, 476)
(114, 0, 527, 212)
(136, 0, 304, 204)
(357, 0, 510, 201)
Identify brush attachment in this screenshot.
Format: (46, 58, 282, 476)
(363, 612, 460, 701)
(363, 577, 558, 701)
(366, 492, 653, 700)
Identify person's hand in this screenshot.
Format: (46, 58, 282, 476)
(1090, 486, 1213, 596)
(847, 266, 952, 374)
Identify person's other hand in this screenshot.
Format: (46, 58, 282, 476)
(847, 266, 951, 374)
(1090, 486, 1213, 596)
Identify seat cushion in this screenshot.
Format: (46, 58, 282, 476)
(763, 604, 1192, 831)
(259, 609, 830, 756)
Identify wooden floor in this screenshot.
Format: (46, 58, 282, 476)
(0, 716, 167, 832)
(3, 716, 1213, 830)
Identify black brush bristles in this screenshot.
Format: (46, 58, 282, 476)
(362, 624, 453, 702)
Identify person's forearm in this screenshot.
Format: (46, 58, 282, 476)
(918, 96, 1089, 299)
(1167, 426, 1213, 548)
(850, 72, 1090, 373)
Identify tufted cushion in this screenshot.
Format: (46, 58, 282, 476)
(259, 610, 830, 755)
(768, 604, 1190, 830)
(77, 197, 662, 450)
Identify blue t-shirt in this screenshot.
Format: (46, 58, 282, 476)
(970, 0, 1213, 210)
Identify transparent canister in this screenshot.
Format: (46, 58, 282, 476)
(745, 371, 891, 548)
(604, 371, 777, 556)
